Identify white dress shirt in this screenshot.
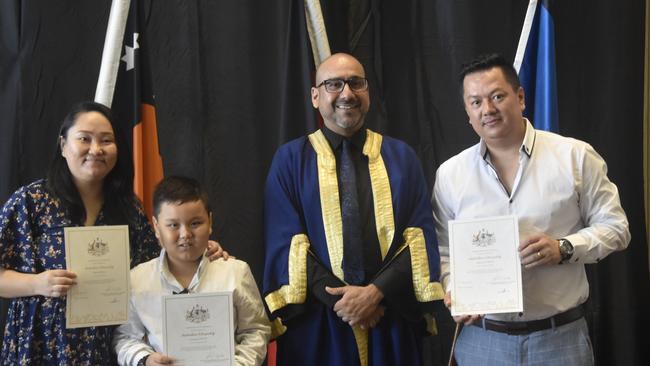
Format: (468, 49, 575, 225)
(432, 119, 630, 321)
(113, 250, 271, 366)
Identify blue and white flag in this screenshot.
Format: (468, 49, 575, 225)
(514, 0, 558, 132)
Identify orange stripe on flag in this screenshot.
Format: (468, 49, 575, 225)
(133, 103, 164, 220)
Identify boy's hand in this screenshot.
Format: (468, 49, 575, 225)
(146, 352, 175, 365)
(205, 240, 234, 262)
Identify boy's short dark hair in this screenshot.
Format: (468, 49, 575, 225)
(153, 176, 211, 217)
(459, 53, 521, 92)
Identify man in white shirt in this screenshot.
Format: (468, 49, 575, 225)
(432, 53, 630, 365)
(113, 176, 270, 366)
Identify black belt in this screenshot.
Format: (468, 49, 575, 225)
(472, 306, 584, 335)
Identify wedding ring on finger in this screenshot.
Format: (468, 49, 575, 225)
(537, 251, 542, 259)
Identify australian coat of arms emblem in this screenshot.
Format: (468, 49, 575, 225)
(186, 304, 210, 323)
(472, 228, 495, 248)
(87, 237, 109, 256)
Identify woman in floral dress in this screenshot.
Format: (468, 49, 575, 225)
(0, 102, 226, 365)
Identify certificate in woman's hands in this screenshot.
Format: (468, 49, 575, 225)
(449, 215, 523, 316)
(64, 225, 130, 328)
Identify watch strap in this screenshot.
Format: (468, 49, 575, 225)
(137, 355, 150, 366)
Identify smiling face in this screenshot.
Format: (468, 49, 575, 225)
(463, 66, 526, 148)
(153, 200, 212, 271)
(60, 111, 118, 186)
(311, 53, 370, 137)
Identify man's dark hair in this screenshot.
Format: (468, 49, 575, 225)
(459, 53, 521, 92)
(153, 175, 211, 217)
(46, 101, 136, 226)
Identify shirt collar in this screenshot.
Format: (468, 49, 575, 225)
(478, 118, 537, 160)
(520, 118, 536, 157)
(321, 125, 367, 152)
(158, 248, 209, 293)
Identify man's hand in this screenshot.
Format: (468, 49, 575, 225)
(519, 233, 562, 269)
(358, 306, 385, 330)
(326, 284, 384, 327)
(205, 240, 233, 262)
(145, 352, 176, 365)
(33, 269, 77, 298)
(444, 291, 481, 325)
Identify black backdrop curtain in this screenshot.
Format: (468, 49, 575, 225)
(1, 1, 648, 365)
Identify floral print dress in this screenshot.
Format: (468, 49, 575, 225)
(0, 180, 160, 365)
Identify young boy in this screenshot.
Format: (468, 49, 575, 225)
(113, 176, 270, 366)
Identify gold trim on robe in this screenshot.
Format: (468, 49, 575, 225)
(270, 317, 287, 339)
(264, 234, 310, 313)
(424, 313, 439, 336)
(364, 130, 395, 260)
(352, 326, 369, 366)
(308, 130, 345, 280)
(403, 227, 445, 302)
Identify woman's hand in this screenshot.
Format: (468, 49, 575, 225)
(205, 240, 234, 262)
(33, 269, 77, 297)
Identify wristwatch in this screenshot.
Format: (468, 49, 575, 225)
(137, 355, 150, 366)
(558, 238, 574, 263)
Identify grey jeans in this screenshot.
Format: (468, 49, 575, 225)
(454, 317, 594, 366)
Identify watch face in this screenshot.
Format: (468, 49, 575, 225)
(560, 239, 574, 260)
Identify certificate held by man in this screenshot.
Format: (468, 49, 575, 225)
(163, 292, 235, 366)
(64, 225, 130, 328)
(449, 215, 523, 316)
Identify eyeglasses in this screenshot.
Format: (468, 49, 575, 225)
(315, 77, 368, 93)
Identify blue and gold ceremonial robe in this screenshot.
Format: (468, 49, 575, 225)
(263, 129, 443, 366)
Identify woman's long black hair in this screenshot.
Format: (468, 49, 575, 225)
(46, 101, 137, 226)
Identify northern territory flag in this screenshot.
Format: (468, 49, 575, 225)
(95, 0, 163, 219)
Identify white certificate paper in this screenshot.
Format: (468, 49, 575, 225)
(64, 225, 130, 328)
(449, 215, 523, 316)
(163, 292, 235, 366)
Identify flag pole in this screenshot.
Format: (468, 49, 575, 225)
(304, 0, 331, 68)
(95, 0, 131, 107)
(514, 0, 538, 73)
